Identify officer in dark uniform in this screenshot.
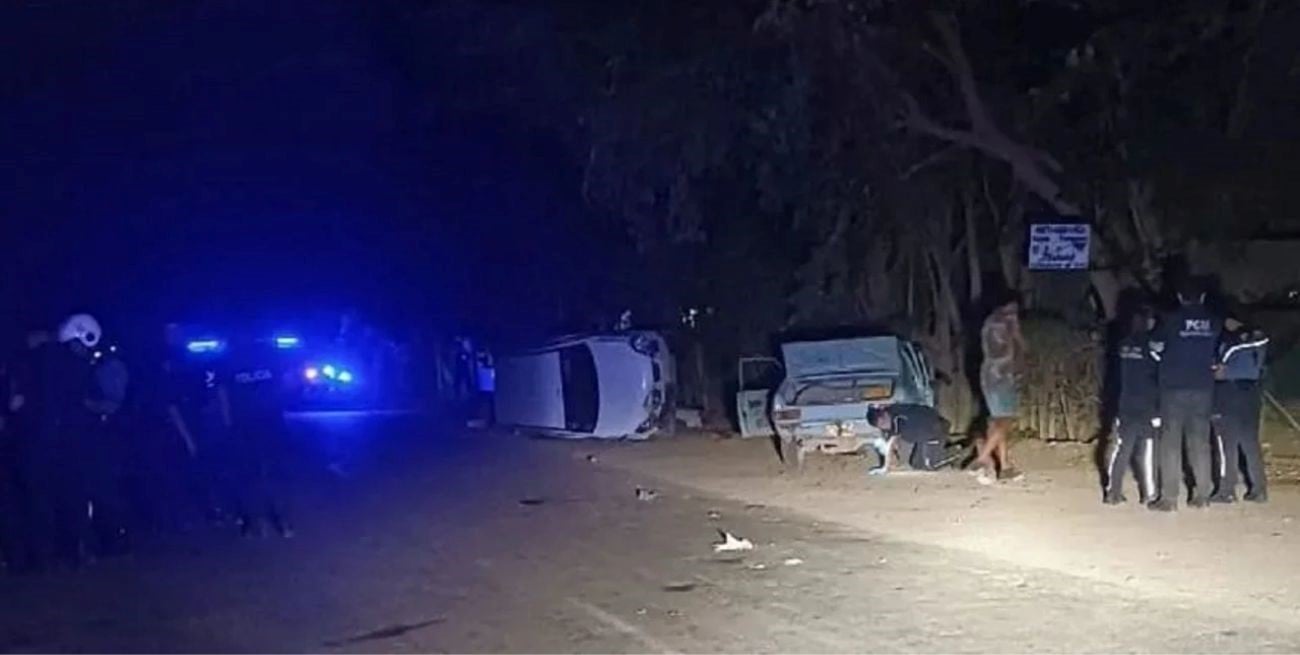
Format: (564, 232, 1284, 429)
(25, 315, 100, 567)
(216, 338, 292, 538)
(867, 404, 951, 473)
(1148, 280, 1222, 512)
(1104, 307, 1160, 505)
(84, 343, 132, 555)
(1211, 324, 1269, 503)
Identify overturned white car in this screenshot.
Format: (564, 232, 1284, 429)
(494, 331, 675, 440)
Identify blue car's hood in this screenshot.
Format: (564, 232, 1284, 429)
(781, 337, 900, 380)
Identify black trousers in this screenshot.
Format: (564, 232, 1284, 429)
(84, 418, 131, 553)
(1158, 389, 1214, 505)
(211, 422, 287, 530)
(21, 445, 88, 567)
(1214, 381, 1266, 497)
(1106, 412, 1157, 501)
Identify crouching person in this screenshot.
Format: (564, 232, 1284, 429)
(867, 404, 951, 475)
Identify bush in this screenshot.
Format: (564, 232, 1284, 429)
(1018, 317, 1102, 441)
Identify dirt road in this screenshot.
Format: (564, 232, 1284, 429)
(3, 419, 1300, 652)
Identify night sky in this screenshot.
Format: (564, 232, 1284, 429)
(0, 1, 598, 340)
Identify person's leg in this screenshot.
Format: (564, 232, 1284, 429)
(1105, 417, 1141, 503)
(1154, 391, 1187, 510)
(1186, 391, 1215, 506)
(1139, 426, 1158, 503)
(978, 420, 1004, 472)
(21, 455, 57, 569)
(1212, 387, 1243, 501)
(1240, 385, 1268, 501)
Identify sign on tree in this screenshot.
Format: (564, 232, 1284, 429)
(1028, 223, 1090, 271)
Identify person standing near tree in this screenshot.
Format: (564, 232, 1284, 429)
(972, 295, 1026, 484)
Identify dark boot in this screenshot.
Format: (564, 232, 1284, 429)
(1245, 489, 1269, 504)
(1209, 492, 1237, 504)
(1148, 498, 1177, 512)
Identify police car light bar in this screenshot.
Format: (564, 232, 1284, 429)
(275, 335, 301, 349)
(186, 339, 223, 354)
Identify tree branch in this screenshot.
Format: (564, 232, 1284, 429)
(898, 144, 959, 180)
(901, 13, 1079, 216)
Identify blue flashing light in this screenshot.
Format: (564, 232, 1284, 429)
(337, 370, 354, 383)
(275, 335, 301, 349)
(186, 339, 223, 354)
(304, 367, 320, 380)
(321, 364, 337, 379)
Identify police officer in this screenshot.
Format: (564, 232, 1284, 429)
(1104, 307, 1160, 505)
(1211, 324, 1269, 503)
(22, 315, 101, 567)
(216, 338, 292, 538)
(866, 404, 951, 474)
(1149, 280, 1222, 512)
(83, 341, 131, 555)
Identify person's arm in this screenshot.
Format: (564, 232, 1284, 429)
(168, 404, 197, 456)
(1009, 312, 1027, 357)
(1148, 317, 1168, 362)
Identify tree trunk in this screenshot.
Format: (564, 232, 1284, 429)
(963, 185, 983, 301)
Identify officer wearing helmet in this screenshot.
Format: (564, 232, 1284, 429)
(20, 314, 100, 568)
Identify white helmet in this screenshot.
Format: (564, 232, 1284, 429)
(58, 313, 102, 348)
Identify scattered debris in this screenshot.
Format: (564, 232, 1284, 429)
(713, 530, 755, 553)
(585, 454, 599, 463)
(662, 581, 697, 592)
(706, 510, 722, 520)
(322, 618, 445, 648)
(635, 487, 659, 502)
(518, 497, 546, 506)
(748, 563, 768, 571)
(876, 557, 888, 565)
(744, 503, 766, 511)
(636, 608, 648, 616)
(782, 557, 804, 567)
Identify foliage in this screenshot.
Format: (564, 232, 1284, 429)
(415, 0, 1300, 423)
(1020, 317, 1103, 442)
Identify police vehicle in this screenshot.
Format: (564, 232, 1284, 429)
(176, 320, 375, 410)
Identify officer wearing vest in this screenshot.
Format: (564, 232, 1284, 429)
(1105, 307, 1159, 505)
(1148, 279, 1222, 512)
(1211, 324, 1269, 503)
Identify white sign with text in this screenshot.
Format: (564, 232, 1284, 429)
(1028, 223, 1090, 271)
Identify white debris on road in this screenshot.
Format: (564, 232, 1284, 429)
(713, 530, 754, 553)
(635, 487, 659, 501)
(783, 558, 804, 566)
